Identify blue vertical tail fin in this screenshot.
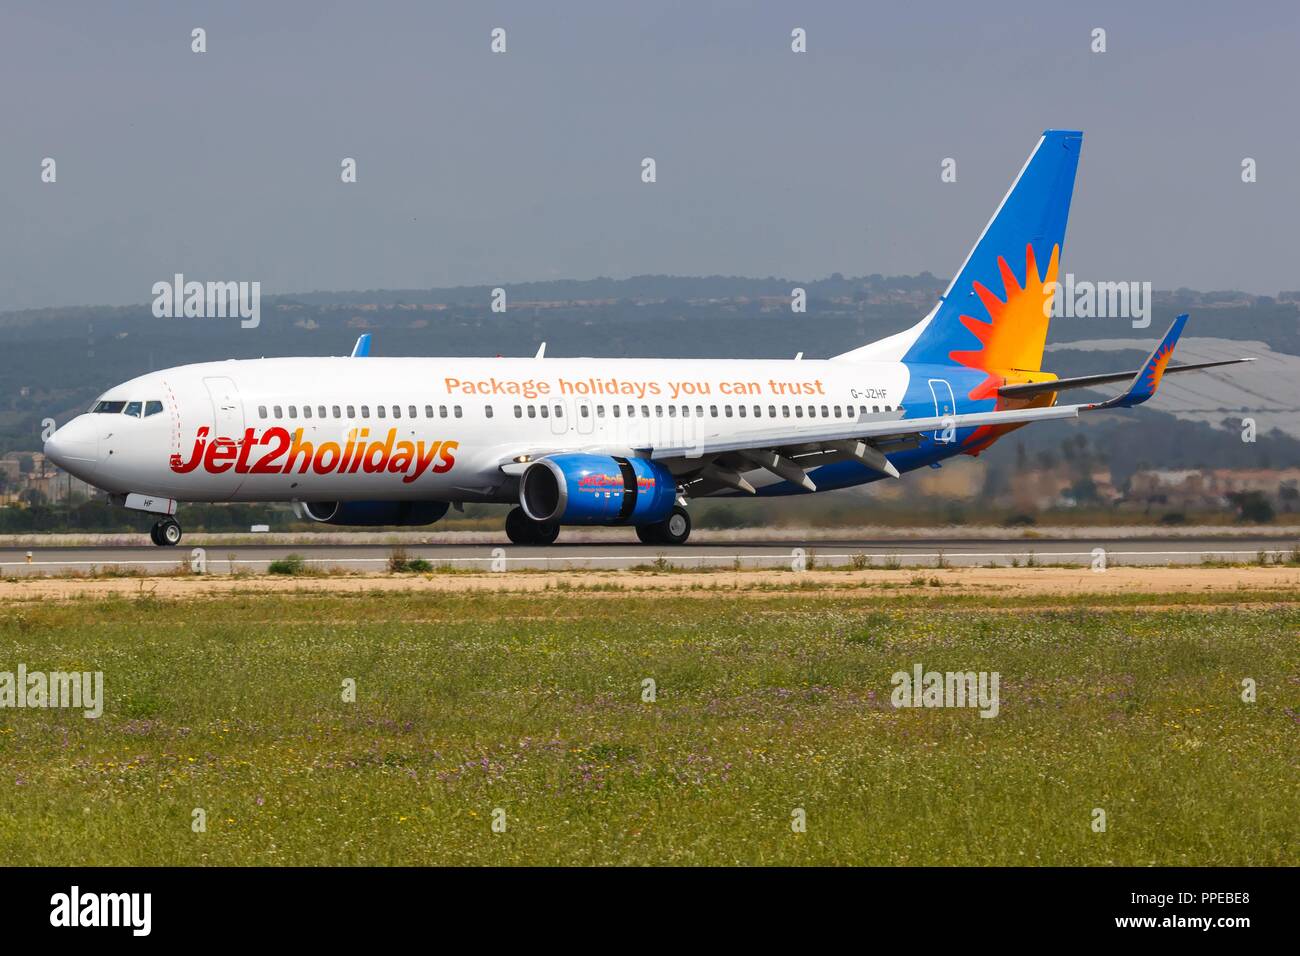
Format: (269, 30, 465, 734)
(836, 130, 1082, 373)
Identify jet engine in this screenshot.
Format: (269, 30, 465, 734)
(520, 454, 675, 525)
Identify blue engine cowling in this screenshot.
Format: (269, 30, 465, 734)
(520, 454, 676, 526)
(302, 500, 450, 526)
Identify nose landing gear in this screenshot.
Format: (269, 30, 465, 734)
(150, 517, 183, 547)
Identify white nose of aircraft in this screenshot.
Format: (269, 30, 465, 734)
(44, 415, 101, 482)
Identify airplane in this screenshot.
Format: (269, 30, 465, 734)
(44, 129, 1251, 547)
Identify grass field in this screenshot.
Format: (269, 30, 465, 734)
(0, 584, 1295, 865)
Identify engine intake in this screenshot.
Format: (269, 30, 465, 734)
(302, 500, 450, 527)
(520, 455, 675, 526)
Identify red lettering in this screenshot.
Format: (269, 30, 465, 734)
(169, 427, 209, 473)
(283, 429, 314, 473)
(204, 437, 238, 473)
(433, 440, 458, 474)
(251, 428, 291, 473)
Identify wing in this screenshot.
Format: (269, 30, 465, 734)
(641, 404, 1081, 493)
(644, 315, 1213, 495)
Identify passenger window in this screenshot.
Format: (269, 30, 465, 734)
(783, 406, 791, 417)
(654, 405, 662, 417)
(668, 406, 676, 417)
(303, 406, 312, 419)
(392, 406, 401, 419)
(408, 405, 416, 419)
(540, 405, 549, 418)
(580, 406, 590, 418)
(332, 406, 340, 418)
(710, 406, 718, 417)
(821, 406, 829, 417)
(755, 405, 763, 418)
(808, 406, 816, 418)
(360, 405, 369, 417)
(681, 406, 690, 418)
(834, 406, 842, 418)
(527, 406, 536, 419)
(318, 406, 327, 418)
(289, 406, 298, 419)
(377, 406, 386, 418)
(439, 405, 448, 418)
(612, 406, 620, 418)
(424, 405, 433, 418)
(454, 406, 462, 418)
(274, 405, 283, 417)
(554, 405, 563, 418)
(514, 405, 522, 418)
(597, 405, 605, 418)
(347, 405, 356, 418)
(641, 405, 649, 418)
(124, 401, 142, 418)
(485, 405, 494, 418)
(795, 406, 803, 418)
(768, 405, 776, 418)
(725, 406, 733, 418)
(258, 406, 268, 419)
(695, 406, 704, 418)
(884, 405, 892, 412)
(627, 406, 636, 418)
(737, 406, 746, 417)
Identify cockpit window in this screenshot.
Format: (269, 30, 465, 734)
(92, 401, 127, 414)
(144, 400, 164, 417)
(124, 401, 143, 418)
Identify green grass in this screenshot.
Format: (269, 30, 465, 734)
(0, 590, 1295, 865)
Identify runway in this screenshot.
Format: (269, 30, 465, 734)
(1, 535, 1296, 575)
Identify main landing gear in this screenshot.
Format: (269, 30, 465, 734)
(636, 505, 691, 546)
(502, 504, 692, 547)
(505, 506, 560, 546)
(150, 517, 182, 547)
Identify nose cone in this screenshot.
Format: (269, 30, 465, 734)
(44, 416, 100, 481)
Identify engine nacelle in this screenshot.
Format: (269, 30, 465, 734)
(302, 500, 450, 527)
(520, 454, 676, 526)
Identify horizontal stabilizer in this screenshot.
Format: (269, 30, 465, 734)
(999, 357, 1254, 399)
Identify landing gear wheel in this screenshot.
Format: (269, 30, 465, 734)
(637, 506, 690, 546)
(635, 523, 663, 545)
(532, 520, 560, 546)
(659, 506, 691, 545)
(505, 507, 534, 545)
(505, 507, 561, 546)
(152, 517, 182, 547)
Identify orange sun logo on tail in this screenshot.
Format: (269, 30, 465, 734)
(949, 243, 1060, 400)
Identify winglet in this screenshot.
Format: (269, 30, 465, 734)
(351, 334, 372, 358)
(1089, 314, 1188, 410)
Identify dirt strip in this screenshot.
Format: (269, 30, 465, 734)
(1, 565, 1298, 602)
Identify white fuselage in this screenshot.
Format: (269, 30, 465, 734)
(47, 355, 913, 504)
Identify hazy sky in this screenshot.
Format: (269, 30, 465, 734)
(2, 0, 1298, 312)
